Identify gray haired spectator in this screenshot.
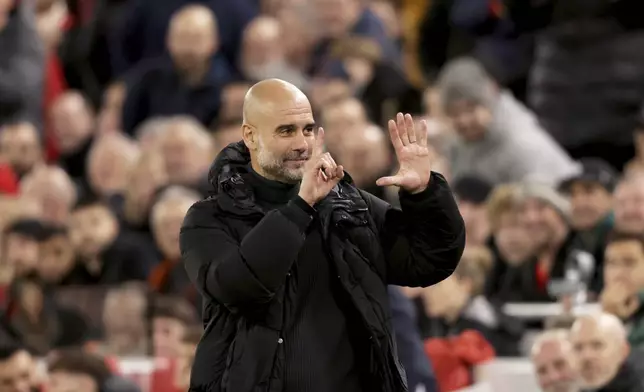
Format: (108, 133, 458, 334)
(0, 1, 44, 127)
(438, 57, 580, 186)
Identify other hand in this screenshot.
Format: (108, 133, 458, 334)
(298, 128, 344, 206)
(600, 284, 639, 320)
(376, 113, 431, 194)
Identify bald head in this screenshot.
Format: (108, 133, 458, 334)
(571, 312, 629, 389)
(167, 5, 218, 74)
(531, 330, 580, 392)
(332, 124, 390, 187)
(242, 79, 309, 125)
(242, 79, 315, 183)
(51, 91, 94, 153)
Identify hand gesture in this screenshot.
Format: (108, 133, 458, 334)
(376, 113, 431, 194)
(298, 128, 344, 207)
(600, 284, 639, 320)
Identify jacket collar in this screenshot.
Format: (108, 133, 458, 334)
(207, 141, 362, 217)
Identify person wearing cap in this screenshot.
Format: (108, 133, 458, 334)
(559, 158, 616, 291)
(436, 57, 580, 186)
(500, 183, 595, 302)
(453, 175, 492, 247)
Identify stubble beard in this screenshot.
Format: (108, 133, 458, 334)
(256, 142, 304, 184)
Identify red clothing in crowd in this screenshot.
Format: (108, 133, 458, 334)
(43, 53, 67, 162)
(0, 164, 19, 194)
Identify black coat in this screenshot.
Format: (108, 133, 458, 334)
(180, 142, 465, 392)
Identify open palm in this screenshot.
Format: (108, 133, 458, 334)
(376, 113, 431, 193)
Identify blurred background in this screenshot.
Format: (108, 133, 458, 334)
(2, 0, 644, 391)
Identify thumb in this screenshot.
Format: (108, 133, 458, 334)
(376, 175, 401, 187)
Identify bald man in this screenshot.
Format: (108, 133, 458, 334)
(570, 312, 644, 391)
(531, 330, 581, 392)
(181, 78, 464, 392)
(121, 4, 234, 134)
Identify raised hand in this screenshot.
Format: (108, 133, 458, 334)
(298, 128, 345, 207)
(376, 113, 431, 194)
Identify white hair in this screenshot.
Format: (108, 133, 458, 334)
(150, 185, 201, 226)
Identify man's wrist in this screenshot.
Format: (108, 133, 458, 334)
(297, 192, 316, 207)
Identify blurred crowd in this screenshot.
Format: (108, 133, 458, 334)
(2, 0, 644, 391)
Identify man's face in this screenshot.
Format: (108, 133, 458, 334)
(0, 0, 14, 31)
(102, 293, 147, 351)
(51, 95, 94, 154)
(214, 124, 241, 153)
(69, 205, 118, 258)
(3, 234, 39, 277)
(520, 198, 565, 250)
(494, 211, 533, 265)
(313, 0, 360, 38)
(153, 317, 186, 358)
(249, 101, 316, 183)
(614, 182, 644, 234)
(153, 201, 192, 260)
(168, 17, 216, 73)
(0, 350, 37, 392)
(48, 371, 98, 392)
(568, 182, 612, 231)
(421, 276, 469, 318)
(321, 100, 367, 143)
(241, 22, 284, 78)
(0, 123, 42, 176)
(160, 129, 209, 185)
(39, 234, 75, 283)
(571, 321, 627, 389)
(533, 340, 580, 392)
(445, 100, 492, 142)
(332, 127, 390, 188)
(603, 240, 644, 291)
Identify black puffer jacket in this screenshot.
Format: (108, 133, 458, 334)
(180, 142, 465, 392)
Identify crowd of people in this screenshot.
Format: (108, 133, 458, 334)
(2, 0, 644, 391)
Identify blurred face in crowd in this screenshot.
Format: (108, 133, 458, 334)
(2, 233, 39, 277)
(0, 350, 37, 392)
(444, 100, 492, 142)
(39, 233, 75, 284)
(0, 0, 14, 31)
(241, 17, 286, 80)
(69, 204, 118, 259)
(458, 200, 489, 247)
(421, 275, 470, 322)
(532, 337, 580, 392)
(102, 290, 147, 354)
(152, 198, 195, 260)
(167, 6, 218, 76)
(213, 123, 242, 153)
(493, 210, 533, 265)
(321, 98, 368, 150)
(0, 122, 43, 177)
(160, 121, 212, 186)
(332, 125, 391, 188)
(50, 92, 95, 154)
(97, 83, 125, 134)
(370, 0, 399, 38)
(567, 181, 612, 231)
(603, 239, 644, 291)
(18, 281, 44, 320)
(35, 0, 68, 51)
(571, 316, 628, 389)
(48, 371, 99, 392)
(153, 316, 186, 357)
(20, 167, 76, 225)
(87, 135, 140, 197)
(243, 82, 315, 183)
(309, 79, 351, 109)
(124, 152, 168, 224)
(520, 198, 567, 251)
(614, 180, 644, 234)
(220, 83, 251, 123)
(313, 0, 361, 38)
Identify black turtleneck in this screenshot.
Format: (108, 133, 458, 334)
(246, 166, 363, 392)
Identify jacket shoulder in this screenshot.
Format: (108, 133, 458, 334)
(182, 197, 224, 229)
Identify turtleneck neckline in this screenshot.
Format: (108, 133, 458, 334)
(247, 164, 299, 207)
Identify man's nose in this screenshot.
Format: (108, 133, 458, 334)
(292, 130, 310, 152)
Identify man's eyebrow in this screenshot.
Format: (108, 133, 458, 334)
(274, 123, 317, 132)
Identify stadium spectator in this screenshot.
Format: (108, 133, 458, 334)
(121, 5, 234, 135)
(453, 176, 492, 247)
(614, 175, 644, 235)
(151, 296, 197, 358)
(0, 343, 40, 392)
(530, 329, 581, 392)
(19, 165, 77, 225)
(0, 121, 44, 178)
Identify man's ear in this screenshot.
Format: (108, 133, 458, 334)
(242, 124, 257, 151)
